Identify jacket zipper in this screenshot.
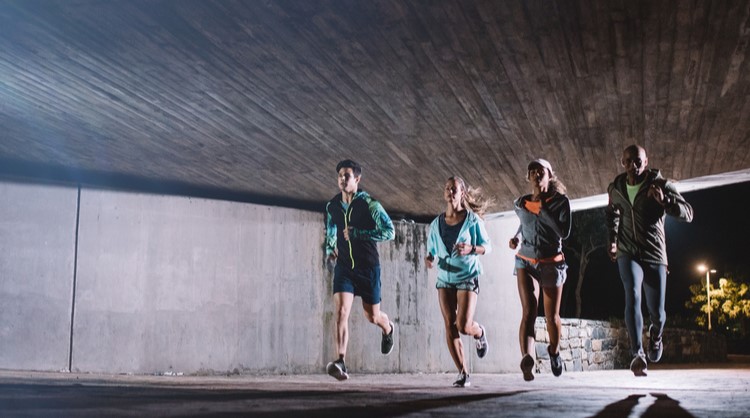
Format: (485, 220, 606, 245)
(343, 205, 355, 269)
(444, 213, 473, 282)
(629, 206, 639, 257)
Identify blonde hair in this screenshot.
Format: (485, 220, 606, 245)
(549, 173, 567, 195)
(449, 176, 494, 218)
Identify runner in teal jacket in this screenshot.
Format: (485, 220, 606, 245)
(427, 209, 492, 285)
(425, 176, 493, 388)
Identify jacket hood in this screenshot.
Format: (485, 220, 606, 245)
(431, 209, 482, 229)
(513, 191, 566, 209)
(463, 210, 482, 228)
(329, 190, 371, 204)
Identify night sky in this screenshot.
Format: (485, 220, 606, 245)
(664, 180, 750, 318)
(562, 180, 750, 322)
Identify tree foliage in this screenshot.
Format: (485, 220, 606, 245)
(686, 274, 750, 336)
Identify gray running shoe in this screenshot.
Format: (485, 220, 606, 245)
(648, 325, 663, 363)
(453, 371, 471, 387)
(381, 321, 395, 355)
(630, 353, 648, 377)
(548, 345, 563, 377)
(326, 359, 349, 381)
(520, 354, 535, 381)
(475, 325, 488, 358)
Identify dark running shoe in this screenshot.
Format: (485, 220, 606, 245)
(475, 325, 488, 358)
(630, 353, 648, 377)
(648, 325, 663, 363)
(548, 345, 563, 377)
(453, 371, 471, 387)
(326, 359, 349, 381)
(520, 354, 535, 381)
(381, 321, 395, 355)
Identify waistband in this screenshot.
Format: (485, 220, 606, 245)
(516, 253, 565, 264)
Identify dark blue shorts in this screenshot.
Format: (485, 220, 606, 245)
(333, 264, 382, 305)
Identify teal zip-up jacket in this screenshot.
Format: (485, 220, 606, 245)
(427, 210, 492, 283)
(325, 190, 394, 270)
(606, 169, 693, 265)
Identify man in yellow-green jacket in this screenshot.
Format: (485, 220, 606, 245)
(324, 159, 395, 381)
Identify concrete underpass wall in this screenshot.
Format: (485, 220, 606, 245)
(476, 216, 525, 372)
(0, 182, 78, 371)
(0, 180, 521, 375)
(72, 189, 327, 374)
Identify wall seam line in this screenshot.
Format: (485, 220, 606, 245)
(67, 185, 82, 372)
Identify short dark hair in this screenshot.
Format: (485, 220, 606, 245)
(624, 144, 646, 156)
(336, 159, 362, 176)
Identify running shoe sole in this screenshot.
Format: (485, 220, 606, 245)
(520, 354, 535, 381)
(630, 355, 648, 377)
(326, 361, 349, 381)
(453, 373, 471, 387)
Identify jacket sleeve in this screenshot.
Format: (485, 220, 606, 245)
(605, 184, 620, 246)
(324, 202, 337, 256)
(538, 196, 572, 240)
(473, 217, 492, 255)
(351, 199, 395, 242)
(663, 181, 694, 223)
(557, 197, 572, 240)
(514, 224, 522, 240)
(426, 219, 438, 257)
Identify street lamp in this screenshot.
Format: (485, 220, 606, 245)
(697, 264, 717, 331)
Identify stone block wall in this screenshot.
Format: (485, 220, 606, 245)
(532, 318, 727, 374)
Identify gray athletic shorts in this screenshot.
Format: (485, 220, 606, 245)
(436, 276, 480, 294)
(514, 256, 567, 288)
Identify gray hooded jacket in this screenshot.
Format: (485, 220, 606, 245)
(606, 169, 693, 265)
(513, 192, 571, 260)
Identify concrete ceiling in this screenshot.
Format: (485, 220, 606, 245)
(1, 0, 749, 221)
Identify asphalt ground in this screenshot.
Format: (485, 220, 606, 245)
(1, 356, 748, 417)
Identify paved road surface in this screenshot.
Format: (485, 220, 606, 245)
(1, 357, 748, 417)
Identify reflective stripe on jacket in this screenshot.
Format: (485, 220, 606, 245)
(325, 190, 394, 270)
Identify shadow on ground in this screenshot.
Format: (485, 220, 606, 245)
(589, 393, 695, 418)
(0, 383, 530, 417)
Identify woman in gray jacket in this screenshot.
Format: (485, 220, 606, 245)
(509, 159, 571, 381)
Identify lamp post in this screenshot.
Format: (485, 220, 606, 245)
(697, 264, 717, 331)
